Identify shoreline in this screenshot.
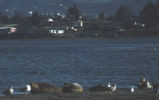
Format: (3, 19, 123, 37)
(0, 89, 158, 100)
(1, 36, 159, 41)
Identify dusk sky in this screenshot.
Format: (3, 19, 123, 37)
(74, 0, 112, 3)
(0, 0, 156, 16)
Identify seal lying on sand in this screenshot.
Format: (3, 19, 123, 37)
(30, 82, 62, 94)
(89, 84, 106, 91)
(63, 82, 83, 93)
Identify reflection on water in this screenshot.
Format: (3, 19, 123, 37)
(0, 38, 159, 95)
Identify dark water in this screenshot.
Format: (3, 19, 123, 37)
(0, 38, 159, 94)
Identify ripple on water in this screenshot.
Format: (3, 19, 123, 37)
(0, 39, 159, 95)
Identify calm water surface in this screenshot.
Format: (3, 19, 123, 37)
(0, 38, 159, 94)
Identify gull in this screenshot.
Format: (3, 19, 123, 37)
(3, 86, 14, 96)
(106, 83, 116, 94)
(146, 81, 152, 89)
(24, 85, 31, 95)
(107, 83, 111, 88)
(106, 83, 111, 94)
(111, 84, 117, 92)
(131, 86, 134, 93)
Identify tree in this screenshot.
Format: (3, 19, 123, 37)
(66, 4, 81, 20)
(29, 12, 43, 26)
(115, 5, 133, 22)
(0, 12, 10, 24)
(1, 15, 10, 24)
(98, 11, 105, 20)
(114, 5, 134, 28)
(157, 0, 159, 5)
(155, 0, 159, 24)
(11, 11, 24, 24)
(140, 1, 157, 27)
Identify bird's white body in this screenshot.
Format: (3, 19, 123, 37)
(111, 84, 117, 92)
(9, 87, 14, 95)
(3, 86, 14, 96)
(26, 85, 31, 92)
(24, 85, 31, 95)
(106, 83, 116, 94)
(157, 88, 159, 94)
(146, 81, 152, 89)
(107, 83, 111, 88)
(131, 86, 134, 93)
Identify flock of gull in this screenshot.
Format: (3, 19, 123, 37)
(2, 78, 159, 96)
(104, 78, 158, 94)
(104, 83, 135, 94)
(3, 85, 31, 96)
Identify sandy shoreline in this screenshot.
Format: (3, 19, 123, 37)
(0, 89, 158, 100)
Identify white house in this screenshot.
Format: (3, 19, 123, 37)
(49, 30, 57, 34)
(48, 18, 53, 22)
(28, 11, 33, 15)
(49, 29, 65, 35)
(58, 30, 65, 34)
(10, 27, 17, 33)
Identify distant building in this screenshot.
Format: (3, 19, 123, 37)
(133, 22, 145, 28)
(0, 27, 17, 34)
(28, 11, 33, 15)
(79, 20, 83, 27)
(72, 20, 84, 27)
(71, 26, 78, 31)
(111, 21, 122, 29)
(49, 27, 65, 35)
(49, 30, 57, 34)
(48, 18, 53, 22)
(0, 27, 10, 34)
(10, 27, 17, 33)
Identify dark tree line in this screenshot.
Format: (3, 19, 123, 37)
(115, 6, 133, 22)
(140, 1, 159, 27)
(0, 12, 10, 24)
(0, 4, 82, 25)
(66, 4, 82, 20)
(98, 11, 105, 20)
(0, 1, 159, 28)
(0, 11, 41, 25)
(97, 1, 159, 28)
(112, 0, 159, 27)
